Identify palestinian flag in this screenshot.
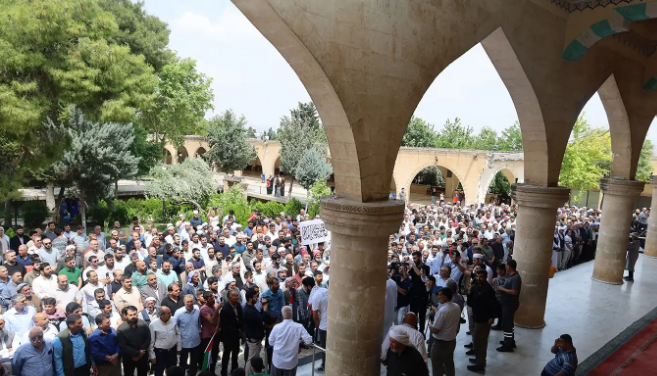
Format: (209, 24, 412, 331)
(201, 334, 216, 371)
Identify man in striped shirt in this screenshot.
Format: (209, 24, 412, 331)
(541, 334, 578, 376)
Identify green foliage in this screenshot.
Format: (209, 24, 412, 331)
(141, 57, 214, 145)
(473, 127, 499, 150)
(498, 122, 523, 151)
(98, 0, 174, 73)
(88, 198, 193, 227)
(401, 116, 436, 148)
(308, 180, 332, 218)
(21, 201, 51, 229)
(205, 110, 256, 173)
(413, 166, 445, 187)
(435, 118, 477, 149)
(265, 128, 278, 141)
(559, 114, 612, 192)
(52, 108, 140, 204)
(284, 198, 304, 218)
(279, 103, 327, 179)
(145, 158, 218, 209)
(294, 147, 333, 191)
(636, 140, 654, 182)
(208, 186, 249, 213)
(131, 126, 164, 176)
(488, 172, 511, 194)
(250, 200, 285, 218)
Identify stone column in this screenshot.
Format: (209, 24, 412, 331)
(592, 178, 645, 284)
(511, 184, 570, 328)
(643, 177, 657, 259)
(320, 196, 404, 376)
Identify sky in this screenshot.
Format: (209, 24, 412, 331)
(142, 0, 657, 144)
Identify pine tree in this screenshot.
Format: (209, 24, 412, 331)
(204, 110, 256, 174)
(295, 147, 333, 191)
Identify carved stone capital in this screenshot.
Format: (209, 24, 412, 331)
(320, 196, 405, 237)
(600, 178, 644, 196)
(511, 184, 570, 209)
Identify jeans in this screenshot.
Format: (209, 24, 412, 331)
(431, 339, 456, 376)
(221, 339, 240, 376)
(317, 329, 327, 368)
(245, 338, 263, 374)
(154, 347, 178, 376)
(180, 345, 200, 376)
(275, 187, 281, 197)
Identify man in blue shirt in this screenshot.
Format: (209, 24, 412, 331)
(89, 314, 120, 376)
(53, 314, 91, 376)
(175, 295, 201, 376)
(541, 334, 578, 376)
(260, 277, 284, 322)
(12, 326, 55, 376)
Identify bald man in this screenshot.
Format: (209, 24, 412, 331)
(13, 327, 55, 376)
(381, 313, 428, 364)
(149, 306, 181, 376)
(269, 306, 313, 375)
(131, 261, 149, 290)
(22, 312, 58, 343)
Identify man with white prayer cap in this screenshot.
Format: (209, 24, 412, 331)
(384, 324, 428, 376)
(381, 313, 427, 364)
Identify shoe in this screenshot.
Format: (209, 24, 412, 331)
(497, 345, 514, 352)
(466, 349, 475, 355)
(467, 365, 486, 374)
(469, 358, 477, 364)
(499, 341, 517, 348)
(491, 325, 502, 331)
(624, 276, 634, 282)
(316, 366, 325, 372)
(466, 331, 472, 335)
(464, 342, 474, 349)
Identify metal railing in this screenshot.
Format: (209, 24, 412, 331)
(309, 342, 327, 376)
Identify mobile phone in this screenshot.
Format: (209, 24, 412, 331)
(106, 273, 109, 278)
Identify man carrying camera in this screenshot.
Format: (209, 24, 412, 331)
(407, 250, 431, 334)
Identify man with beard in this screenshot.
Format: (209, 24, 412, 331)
(204, 248, 219, 277)
(467, 269, 497, 374)
(109, 270, 124, 297)
(140, 273, 167, 307)
(243, 288, 268, 374)
(4, 294, 36, 338)
(85, 288, 108, 325)
(385, 325, 428, 376)
(113, 248, 130, 271)
(5, 251, 26, 279)
(117, 305, 151, 376)
(81, 270, 106, 306)
(58, 255, 83, 288)
(2, 270, 23, 310)
(131, 261, 149, 290)
(241, 241, 256, 271)
(9, 226, 29, 253)
(148, 306, 181, 376)
(32, 263, 58, 300)
(114, 275, 143, 313)
(199, 291, 222, 374)
(407, 250, 431, 334)
(156, 260, 178, 287)
(89, 313, 121, 376)
(53, 314, 91, 376)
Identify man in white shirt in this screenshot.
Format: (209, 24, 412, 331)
(269, 306, 312, 375)
(4, 294, 36, 338)
(21, 312, 58, 344)
(81, 270, 105, 306)
(430, 287, 461, 376)
(32, 264, 58, 300)
(310, 287, 328, 372)
(53, 275, 83, 312)
(381, 312, 427, 363)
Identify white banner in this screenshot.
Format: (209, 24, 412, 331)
(299, 219, 331, 246)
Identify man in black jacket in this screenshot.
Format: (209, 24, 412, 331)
(9, 226, 29, 253)
(219, 289, 243, 376)
(116, 305, 151, 376)
(243, 289, 269, 373)
(408, 250, 431, 333)
(467, 268, 497, 374)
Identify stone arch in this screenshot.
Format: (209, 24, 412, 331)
(177, 147, 189, 164)
(163, 149, 173, 165)
(478, 166, 519, 203)
(195, 147, 207, 158)
(243, 155, 264, 178)
(563, 3, 657, 62)
(599, 74, 633, 178)
(481, 27, 549, 185)
(402, 162, 472, 206)
(164, 145, 178, 164)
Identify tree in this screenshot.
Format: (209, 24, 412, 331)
(559, 114, 612, 194)
(205, 110, 256, 174)
(246, 127, 257, 138)
(131, 126, 165, 176)
(145, 158, 218, 212)
(279, 103, 327, 197)
(308, 180, 333, 218)
(0, 0, 159, 199)
(51, 108, 140, 231)
(498, 122, 523, 151)
(290, 102, 320, 130)
(98, 0, 175, 73)
(265, 127, 278, 141)
(473, 127, 499, 150)
(435, 118, 476, 149)
(141, 57, 214, 145)
(413, 167, 445, 187)
(635, 139, 654, 182)
(401, 116, 436, 148)
(488, 172, 511, 194)
(295, 147, 333, 191)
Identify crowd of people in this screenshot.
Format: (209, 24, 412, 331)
(0, 196, 646, 376)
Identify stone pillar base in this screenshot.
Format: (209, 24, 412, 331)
(320, 196, 404, 376)
(511, 184, 570, 329)
(592, 178, 644, 284)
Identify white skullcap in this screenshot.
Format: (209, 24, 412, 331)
(167, 223, 175, 230)
(193, 210, 199, 214)
(66, 245, 76, 251)
(389, 326, 412, 346)
(223, 277, 236, 284)
(473, 254, 484, 259)
(144, 297, 156, 303)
